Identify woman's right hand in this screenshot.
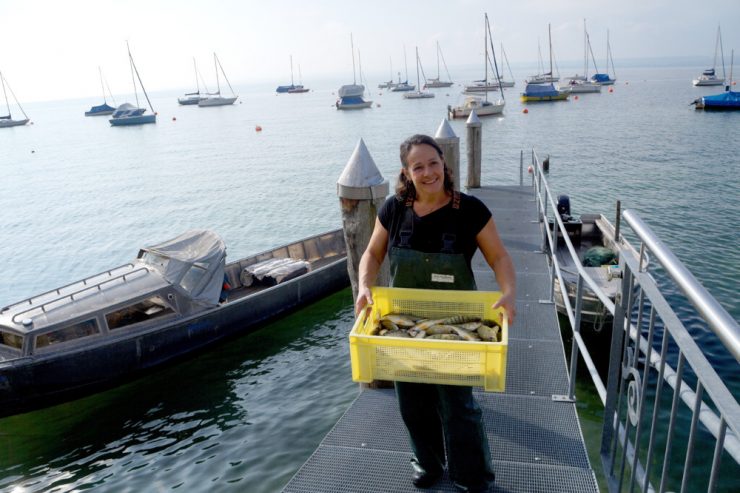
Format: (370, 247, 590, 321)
(355, 286, 374, 316)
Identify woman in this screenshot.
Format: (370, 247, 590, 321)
(355, 134, 516, 492)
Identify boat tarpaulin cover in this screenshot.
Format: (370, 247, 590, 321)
(338, 84, 365, 98)
(591, 73, 612, 83)
(139, 230, 226, 306)
(524, 83, 559, 97)
(702, 91, 740, 109)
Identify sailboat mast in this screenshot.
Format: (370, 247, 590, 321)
(290, 55, 295, 86)
(486, 14, 505, 101)
(215, 55, 236, 95)
(415, 46, 421, 90)
(193, 57, 199, 93)
(583, 20, 587, 78)
(436, 41, 441, 79)
(127, 41, 140, 108)
(1, 72, 11, 117)
(128, 42, 155, 112)
(548, 24, 554, 80)
(98, 66, 107, 103)
(404, 45, 409, 83)
(214, 53, 221, 94)
(350, 34, 357, 85)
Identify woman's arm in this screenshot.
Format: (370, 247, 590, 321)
(476, 217, 517, 325)
(355, 217, 390, 315)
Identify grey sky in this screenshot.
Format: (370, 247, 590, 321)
(1, 0, 737, 102)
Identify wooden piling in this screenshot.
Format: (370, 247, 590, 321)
(434, 119, 460, 191)
(466, 110, 482, 188)
(337, 139, 390, 303)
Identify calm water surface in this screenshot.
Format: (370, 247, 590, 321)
(0, 64, 737, 492)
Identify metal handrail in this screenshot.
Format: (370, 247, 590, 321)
(622, 209, 740, 362)
(10, 266, 150, 323)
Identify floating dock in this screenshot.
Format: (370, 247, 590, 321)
(283, 185, 600, 492)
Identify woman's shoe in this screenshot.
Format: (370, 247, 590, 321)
(410, 459, 443, 489)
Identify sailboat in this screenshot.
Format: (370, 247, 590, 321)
(178, 58, 206, 105)
(336, 34, 372, 110)
(449, 13, 505, 118)
(495, 44, 516, 88)
(288, 64, 309, 93)
(590, 29, 617, 85)
(109, 42, 156, 126)
(464, 20, 509, 94)
(391, 46, 415, 92)
(0, 71, 30, 128)
(276, 55, 308, 93)
(693, 25, 726, 86)
(85, 67, 117, 116)
(526, 39, 560, 83)
(378, 57, 396, 89)
(521, 24, 569, 102)
(404, 47, 435, 99)
(424, 42, 453, 88)
(558, 20, 601, 94)
(198, 53, 238, 107)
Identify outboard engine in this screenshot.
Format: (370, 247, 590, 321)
(557, 195, 572, 221)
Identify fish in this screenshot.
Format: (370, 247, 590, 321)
(450, 326, 482, 341)
(382, 329, 412, 338)
(410, 319, 448, 332)
(426, 334, 462, 340)
(477, 324, 500, 342)
(425, 324, 457, 335)
(442, 315, 481, 325)
(380, 313, 417, 327)
(380, 319, 400, 331)
(455, 321, 483, 331)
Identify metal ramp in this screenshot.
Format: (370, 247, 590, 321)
(283, 185, 599, 492)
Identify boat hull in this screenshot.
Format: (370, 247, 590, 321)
(520, 93, 569, 102)
(198, 96, 238, 107)
(425, 81, 453, 88)
(0, 246, 349, 417)
(109, 114, 157, 126)
(336, 100, 372, 110)
(85, 110, 114, 116)
(448, 100, 504, 119)
(178, 97, 200, 105)
(403, 92, 434, 99)
(692, 78, 725, 86)
(0, 118, 29, 128)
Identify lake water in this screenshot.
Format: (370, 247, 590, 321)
(0, 63, 738, 492)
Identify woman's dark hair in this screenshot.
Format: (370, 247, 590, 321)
(396, 134, 455, 200)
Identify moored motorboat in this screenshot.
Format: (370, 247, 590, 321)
(547, 196, 644, 330)
(0, 229, 348, 417)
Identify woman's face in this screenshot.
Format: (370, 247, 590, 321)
(404, 144, 445, 197)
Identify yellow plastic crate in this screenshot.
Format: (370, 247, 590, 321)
(349, 286, 508, 392)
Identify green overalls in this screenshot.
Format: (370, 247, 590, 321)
(390, 193, 495, 492)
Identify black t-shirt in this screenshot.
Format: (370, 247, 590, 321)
(378, 192, 492, 267)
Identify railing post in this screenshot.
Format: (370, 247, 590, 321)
(568, 274, 585, 399)
(519, 149, 524, 186)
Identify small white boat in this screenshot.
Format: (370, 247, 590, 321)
(198, 53, 238, 107)
(336, 35, 372, 110)
(178, 58, 206, 105)
(403, 47, 434, 99)
(451, 14, 505, 117)
(110, 43, 156, 127)
(448, 96, 504, 118)
(423, 41, 453, 88)
(0, 71, 30, 128)
(693, 25, 726, 87)
(558, 21, 602, 94)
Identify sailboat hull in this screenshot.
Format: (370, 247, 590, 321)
(109, 114, 156, 126)
(425, 81, 453, 88)
(0, 118, 29, 128)
(198, 96, 238, 107)
(692, 78, 725, 87)
(178, 96, 201, 105)
(448, 98, 504, 119)
(336, 100, 373, 110)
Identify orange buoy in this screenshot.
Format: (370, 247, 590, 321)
(172, 117, 176, 121)
(527, 165, 533, 174)
(255, 125, 262, 132)
(609, 87, 614, 93)
(733, 81, 737, 86)
(523, 108, 529, 114)
(574, 95, 579, 100)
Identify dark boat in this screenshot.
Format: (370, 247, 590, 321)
(547, 196, 643, 331)
(0, 229, 348, 417)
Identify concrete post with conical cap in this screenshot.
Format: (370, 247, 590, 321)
(466, 109, 482, 188)
(337, 138, 390, 303)
(434, 118, 460, 192)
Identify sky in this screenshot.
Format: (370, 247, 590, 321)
(1, 0, 738, 102)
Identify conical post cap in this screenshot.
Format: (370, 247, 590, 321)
(466, 110, 481, 126)
(337, 138, 389, 200)
(434, 118, 457, 140)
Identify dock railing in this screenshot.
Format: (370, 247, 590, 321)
(528, 149, 740, 492)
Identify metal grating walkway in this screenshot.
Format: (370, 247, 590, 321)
(283, 186, 599, 493)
